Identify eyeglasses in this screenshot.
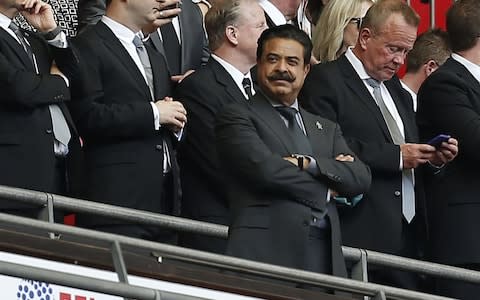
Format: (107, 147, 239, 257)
(350, 17, 363, 29)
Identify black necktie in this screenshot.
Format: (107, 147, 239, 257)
(9, 22, 35, 67)
(160, 22, 181, 75)
(242, 77, 253, 99)
(275, 106, 313, 155)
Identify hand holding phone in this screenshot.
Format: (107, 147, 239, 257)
(427, 134, 451, 148)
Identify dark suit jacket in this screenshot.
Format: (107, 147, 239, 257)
(299, 54, 425, 255)
(175, 58, 247, 252)
(215, 91, 371, 275)
(417, 57, 480, 265)
(71, 22, 180, 231)
(0, 26, 81, 209)
(149, 0, 209, 74)
(76, 0, 209, 74)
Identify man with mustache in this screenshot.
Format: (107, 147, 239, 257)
(299, 0, 458, 289)
(0, 0, 81, 217)
(216, 24, 371, 276)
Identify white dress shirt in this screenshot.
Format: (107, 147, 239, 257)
(211, 54, 255, 99)
(400, 80, 417, 112)
(258, 0, 287, 26)
(452, 53, 480, 84)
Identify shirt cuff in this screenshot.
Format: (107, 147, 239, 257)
(47, 31, 68, 48)
(150, 102, 160, 130)
(399, 150, 403, 170)
(305, 155, 320, 176)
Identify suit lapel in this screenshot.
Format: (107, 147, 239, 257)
(0, 27, 35, 71)
(301, 108, 328, 156)
(338, 55, 393, 142)
(250, 92, 297, 154)
(178, 10, 188, 73)
(210, 58, 248, 102)
(95, 22, 151, 101)
(146, 43, 170, 100)
(385, 78, 417, 142)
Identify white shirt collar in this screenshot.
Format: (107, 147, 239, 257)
(452, 53, 480, 84)
(102, 16, 139, 45)
(345, 48, 371, 80)
(211, 54, 252, 99)
(400, 80, 417, 112)
(0, 13, 12, 31)
(258, 0, 287, 26)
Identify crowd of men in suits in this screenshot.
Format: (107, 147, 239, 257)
(1, 0, 479, 299)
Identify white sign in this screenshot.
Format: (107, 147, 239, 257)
(0, 251, 263, 300)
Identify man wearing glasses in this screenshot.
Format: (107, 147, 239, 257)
(299, 0, 458, 290)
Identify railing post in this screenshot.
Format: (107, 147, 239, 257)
(430, 0, 436, 29)
(37, 193, 59, 239)
(111, 241, 129, 284)
(373, 290, 386, 300)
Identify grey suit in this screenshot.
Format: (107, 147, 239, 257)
(215, 91, 371, 276)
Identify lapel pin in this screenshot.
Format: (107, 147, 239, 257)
(316, 121, 323, 130)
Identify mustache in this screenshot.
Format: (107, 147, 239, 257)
(267, 72, 295, 82)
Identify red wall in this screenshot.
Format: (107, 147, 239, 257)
(410, 0, 453, 32)
(398, 0, 453, 76)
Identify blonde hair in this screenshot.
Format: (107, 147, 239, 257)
(312, 0, 373, 62)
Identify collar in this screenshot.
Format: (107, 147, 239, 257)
(452, 53, 480, 84)
(345, 47, 371, 80)
(211, 54, 251, 84)
(102, 16, 140, 45)
(258, 0, 287, 26)
(0, 12, 12, 31)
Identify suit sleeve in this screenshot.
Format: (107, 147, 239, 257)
(0, 50, 70, 109)
(299, 64, 401, 174)
(314, 123, 371, 197)
(216, 103, 329, 208)
(176, 74, 223, 185)
(69, 35, 155, 139)
(417, 70, 480, 163)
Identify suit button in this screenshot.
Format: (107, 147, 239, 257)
(394, 191, 401, 197)
(155, 144, 163, 151)
(303, 220, 309, 226)
(46, 129, 53, 134)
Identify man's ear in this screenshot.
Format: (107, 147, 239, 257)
(225, 25, 238, 46)
(424, 59, 438, 76)
(304, 61, 311, 76)
(358, 28, 372, 50)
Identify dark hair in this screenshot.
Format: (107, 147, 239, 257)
(446, 0, 480, 52)
(406, 29, 451, 72)
(256, 24, 312, 64)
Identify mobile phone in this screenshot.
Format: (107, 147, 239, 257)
(165, 1, 182, 10)
(427, 134, 450, 148)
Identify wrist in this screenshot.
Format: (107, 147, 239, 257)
(40, 25, 62, 39)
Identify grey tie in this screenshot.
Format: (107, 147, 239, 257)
(366, 78, 415, 223)
(9, 22, 70, 147)
(133, 35, 155, 100)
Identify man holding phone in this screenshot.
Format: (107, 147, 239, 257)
(0, 0, 81, 217)
(299, 0, 458, 290)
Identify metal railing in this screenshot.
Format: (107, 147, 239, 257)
(0, 185, 480, 284)
(0, 185, 479, 289)
(0, 213, 454, 300)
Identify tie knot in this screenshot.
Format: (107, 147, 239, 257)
(8, 21, 20, 33)
(132, 34, 144, 48)
(242, 77, 251, 89)
(275, 106, 298, 122)
(366, 78, 381, 89)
